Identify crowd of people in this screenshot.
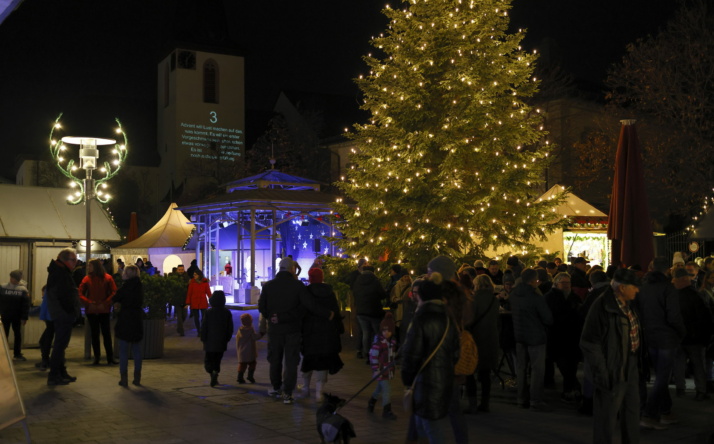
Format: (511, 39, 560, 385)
(340, 253, 714, 443)
(8, 248, 714, 443)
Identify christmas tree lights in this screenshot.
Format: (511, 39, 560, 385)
(334, 0, 566, 269)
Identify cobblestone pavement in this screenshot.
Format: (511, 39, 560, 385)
(2, 309, 713, 443)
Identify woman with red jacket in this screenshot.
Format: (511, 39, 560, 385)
(79, 258, 118, 365)
(186, 269, 211, 335)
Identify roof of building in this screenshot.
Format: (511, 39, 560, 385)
(0, 184, 121, 241)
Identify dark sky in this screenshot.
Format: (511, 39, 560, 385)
(0, 0, 677, 179)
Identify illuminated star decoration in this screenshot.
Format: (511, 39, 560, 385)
(48, 113, 128, 205)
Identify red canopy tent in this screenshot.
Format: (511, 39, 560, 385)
(607, 120, 655, 270)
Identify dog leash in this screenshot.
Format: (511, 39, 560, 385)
(336, 361, 396, 413)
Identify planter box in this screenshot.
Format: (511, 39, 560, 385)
(113, 318, 165, 359)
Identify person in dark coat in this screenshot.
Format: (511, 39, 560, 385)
(545, 272, 583, 403)
(300, 268, 343, 401)
(46, 248, 81, 386)
(638, 256, 685, 428)
(0, 269, 30, 361)
(343, 258, 368, 357)
(259, 257, 332, 404)
(353, 265, 387, 361)
(201, 290, 234, 387)
(510, 268, 553, 410)
(672, 267, 714, 400)
(113, 264, 144, 387)
(577, 269, 610, 415)
(569, 257, 590, 301)
(497, 271, 517, 381)
(486, 260, 504, 286)
(401, 277, 460, 443)
(464, 274, 500, 413)
(580, 268, 643, 444)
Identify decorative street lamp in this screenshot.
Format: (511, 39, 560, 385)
(49, 113, 128, 264)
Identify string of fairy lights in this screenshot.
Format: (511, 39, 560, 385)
(332, 0, 567, 264)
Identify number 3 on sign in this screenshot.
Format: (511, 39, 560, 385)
(209, 111, 218, 123)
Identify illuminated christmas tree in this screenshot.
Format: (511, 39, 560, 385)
(334, 0, 565, 268)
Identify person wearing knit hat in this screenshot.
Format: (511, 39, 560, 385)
(308, 267, 324, 284)
(236, 312, 261, 384)
(428, 256, 457, 281)
(300, 266, 343, 401)
(368, 312, 398, 420)
(259, 254, 334, 404)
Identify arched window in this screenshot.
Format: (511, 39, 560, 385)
(203, 60, 219, 104)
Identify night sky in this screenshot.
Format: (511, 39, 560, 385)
(0, 0, 677, 180)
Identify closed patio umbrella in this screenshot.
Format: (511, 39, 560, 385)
(127, 212, 139, 242)
(607, 120, 655, 270)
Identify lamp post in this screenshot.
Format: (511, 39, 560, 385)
(49, 114, 128, 264)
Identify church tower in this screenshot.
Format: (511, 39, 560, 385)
(157, 48, 245, 202)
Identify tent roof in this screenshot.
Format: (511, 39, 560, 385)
(0, 184, 120, 241)
(116, 203, 194, 249)
(537, 184, 607, 218)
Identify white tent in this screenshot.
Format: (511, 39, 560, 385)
(536, 184, 607, 218)
(0, 184, 121, 304)
(112, 203, 195, 275)
(485, 185, 609, 264)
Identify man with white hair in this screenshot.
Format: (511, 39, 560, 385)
(259, 257, 333, 405)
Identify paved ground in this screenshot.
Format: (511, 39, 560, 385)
(2, 309, 714, 444)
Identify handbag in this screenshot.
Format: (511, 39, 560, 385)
(403, 315, 450, 414)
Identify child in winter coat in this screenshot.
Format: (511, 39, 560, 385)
(367, 312, 398, 420)
(236, 312, 262, 384)
(201, 291, 234, 387)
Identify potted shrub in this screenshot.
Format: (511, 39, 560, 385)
(137, 273, 175, 358)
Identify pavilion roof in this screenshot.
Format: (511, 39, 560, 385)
(224, 170, 321, 192)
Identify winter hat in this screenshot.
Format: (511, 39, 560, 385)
(240, 312, 253, 327)
(672, 252, 685, 267)
(380, 312, 396, 335)
(427, 255, 457, 281)
(612, 268, 641, 287)
(308, 267, 324, 284)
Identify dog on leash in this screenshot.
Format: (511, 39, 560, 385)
(317, 393, 356, 444)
